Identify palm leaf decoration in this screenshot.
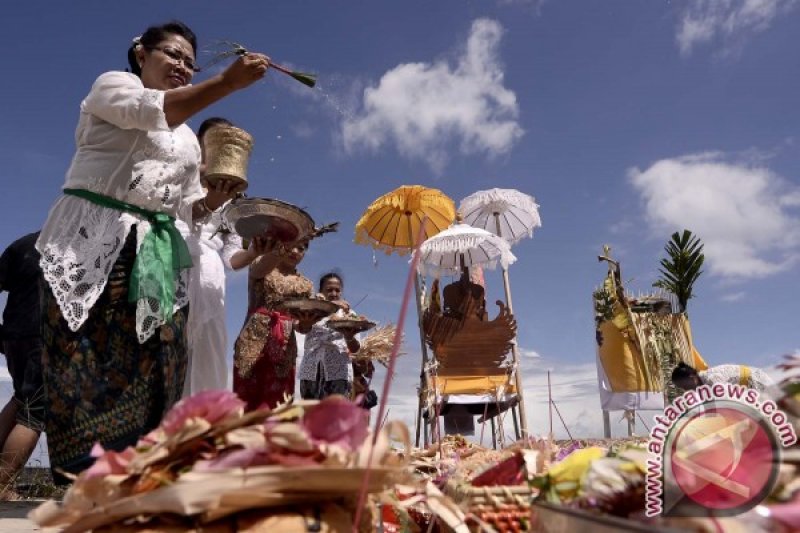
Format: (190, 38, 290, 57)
(652, 229, 705, 313)
(282, 70, 316, 88)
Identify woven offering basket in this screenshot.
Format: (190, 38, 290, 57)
(444, 479, 535, 531)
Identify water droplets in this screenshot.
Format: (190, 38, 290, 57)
(311, 85, 356, 121)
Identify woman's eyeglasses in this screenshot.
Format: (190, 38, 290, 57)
(150, 46, 200, 72)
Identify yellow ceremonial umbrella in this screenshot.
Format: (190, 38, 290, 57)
(355, 185, 455, 254)
(355, 185, 455, 446)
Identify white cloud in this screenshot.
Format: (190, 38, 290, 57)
(676, 0, 799, 56)
(629, 152, 800, 279)
(341, 18, 524, 173)
(522, 359, 639, 439)
(518, 347, 542, 359)
(720, 291, 746, 302)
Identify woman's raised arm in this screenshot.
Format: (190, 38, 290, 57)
(163, 53, 270, 128)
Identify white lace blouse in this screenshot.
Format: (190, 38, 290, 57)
(37, 71, 205, 343)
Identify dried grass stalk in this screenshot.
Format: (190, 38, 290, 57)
(354, 324, 404, 366)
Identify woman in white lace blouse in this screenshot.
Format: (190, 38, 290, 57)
(35, 20, 272, 481)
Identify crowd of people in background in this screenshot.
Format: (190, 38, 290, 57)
(0, 19, 373, 494)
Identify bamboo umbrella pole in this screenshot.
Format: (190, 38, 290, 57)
(548, 370, 553, 437)
(495, 213, 529, 437)
(412, 216, 433, 447)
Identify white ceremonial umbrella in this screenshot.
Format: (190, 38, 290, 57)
(417, 223, 517, 277)
(457, 188, 542, 437)
(459, 188, 541, 245)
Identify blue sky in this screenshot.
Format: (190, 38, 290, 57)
(1, 0, 799, 447)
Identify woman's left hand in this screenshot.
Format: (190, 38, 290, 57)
(204, 179, 238, 211)
(247, 235, 275, 258)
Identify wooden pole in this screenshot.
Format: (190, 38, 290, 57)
(603, 410, 611, 438)
(637, 411, 651, 433)
(551, 398, 574, 441)
(413, 266, 431, 448)
(495, 213, 529, 438)
(408, 211, 433, 447)
(548, 370, 554, 438)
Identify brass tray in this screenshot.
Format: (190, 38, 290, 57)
(223, 198, 315, 241)
(278, 298, 340, 322)
(327, 318, 377, 334)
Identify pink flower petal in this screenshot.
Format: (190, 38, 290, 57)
(301, 396, 369, 452)
(84, 446, 135, 479)
(193, 448, 266, 472)
(90, 443, 105, 458)
(769, 495, 800, 529)
(161, 390, 246, 434)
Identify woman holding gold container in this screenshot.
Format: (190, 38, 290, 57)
(35, 20, 272, 480)
(180, 118, 269, 397)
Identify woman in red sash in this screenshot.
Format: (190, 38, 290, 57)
(233, 241, 313, 410)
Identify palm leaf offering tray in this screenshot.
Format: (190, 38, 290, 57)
(222, 197, 315, 241)
(278, 298, 340, 322)
(30, 393, 408, 533)
(327, 316, 377, 334)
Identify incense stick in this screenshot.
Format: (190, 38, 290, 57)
(352, 217, 428, 532)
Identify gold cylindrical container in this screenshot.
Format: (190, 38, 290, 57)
(202, 126, 254, 193)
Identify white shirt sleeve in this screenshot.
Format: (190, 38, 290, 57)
(220, 230, 243, 271)
(81, 71, 170, 131)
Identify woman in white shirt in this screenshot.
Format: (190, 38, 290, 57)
(36, 20, 272, 481)
(299, 273, 361, 400)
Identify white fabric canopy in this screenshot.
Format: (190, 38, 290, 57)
(459, 188, 541, 246)
(417, 223, 516, 277)
(595, 353, 665, 411)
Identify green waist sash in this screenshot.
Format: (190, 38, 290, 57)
(63, 188, 193, 322)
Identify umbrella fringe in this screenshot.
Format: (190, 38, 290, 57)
(418, 257, 512, 277)
(416, 224, 517, 275)
(355, 227, 414, 256)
